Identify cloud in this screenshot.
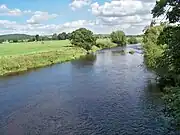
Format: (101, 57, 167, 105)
(91, 0, 155, 17)
(0, 19, 143, 35)
(89, 0, 156, 34)
(0, 0, 157, 35)
(0, 4, 23, 16)
(70, 0, 91, 10)
(27, 11, 58, 24)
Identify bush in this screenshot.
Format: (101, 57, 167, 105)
(70, 28, 96, 52)
(110, 30, 126, 46)
(128, 37, 138, 44)
(96, 39, 116, 49)
(13, 39, 18, 43)
(0, 40, 4, 44)
(129, 50, 135, 54)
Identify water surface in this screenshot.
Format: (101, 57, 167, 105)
(0, 45, 176, 135)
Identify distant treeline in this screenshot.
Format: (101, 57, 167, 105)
(0, 32, 143, 44)
(0, 33, 72, 43)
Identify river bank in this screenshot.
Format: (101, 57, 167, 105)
(0, 47, 87, 76)
(0, 40, 108, 76)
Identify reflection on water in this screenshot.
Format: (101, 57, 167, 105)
(0, 44, 177, 135)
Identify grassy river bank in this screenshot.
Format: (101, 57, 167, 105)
(0, 39, 113, 76)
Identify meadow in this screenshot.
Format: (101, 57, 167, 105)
(0, 37, 140, 76)
(0, 40, 87, 76)
(0, 40, 71, 56)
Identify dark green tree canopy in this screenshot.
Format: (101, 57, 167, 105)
(70, 28, 96, 51)
(152, 0, 180, 23)
(128, 37, 138, 44)
(35, 34, 40, 41)
(110, 30, 126, 46)
(58, 32, 67, 40)
(52, 33, 58, 40)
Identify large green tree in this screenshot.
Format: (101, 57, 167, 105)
(70, 28, 96, 52)
(52, 33, 58, 40)
(110, 30, 126, 46)
(58, 32, 67, 40)
(128, 37, 138, 44)
(35, 34, 40, 41)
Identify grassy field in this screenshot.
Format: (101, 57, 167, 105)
(0, 39, 122, 76)
(0, 40, 87, 76)
(0, 40, 71, 56)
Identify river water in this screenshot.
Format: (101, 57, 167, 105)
(0, 44, 176, 135)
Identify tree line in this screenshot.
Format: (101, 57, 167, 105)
(0, 30, 139, 45)
(143, 0, 180, 127)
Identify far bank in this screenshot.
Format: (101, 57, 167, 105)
(0, 40, 114, 76)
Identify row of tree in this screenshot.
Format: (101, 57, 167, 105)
(30, 32, 72, 42)
(69, 28, 127, 52)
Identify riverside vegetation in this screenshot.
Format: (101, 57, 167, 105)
(143, 0, 180, 127)
(0, 28, 129, 76)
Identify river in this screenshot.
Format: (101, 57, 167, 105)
(0, 44, 176, 135)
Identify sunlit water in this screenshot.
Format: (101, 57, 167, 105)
(0, 44, 177, 135)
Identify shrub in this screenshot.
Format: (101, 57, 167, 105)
(110, 30, 126, 46)
(128, 37, 138, 44)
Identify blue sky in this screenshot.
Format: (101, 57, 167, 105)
(0, 0, 156, 35)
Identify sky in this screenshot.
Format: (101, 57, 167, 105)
(0, 0, 156, 35)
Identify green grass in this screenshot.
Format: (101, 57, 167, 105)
(0, 40, 71, 56)
(0, 40, 88, 76)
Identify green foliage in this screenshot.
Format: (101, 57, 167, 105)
(13, 39, 18, 43)
(147, 0, 180, 126)
(152, 0, 180, 23)
(96, 38, 117, 49)
(52, 33, 58, 40)
(70, 28, 96, 51)
(143, 25, 165, 69)
(0, 39, 4, 44)
(0, 34, 33, 41)
(128, 37, 138, 44)
(163, 87, 180, 127)
(58, 32, 68, 40)
(35, 35, 40, 41)
(110, 30, 126, 46)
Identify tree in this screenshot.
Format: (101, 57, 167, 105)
(58, 32, 67, 40)
(66, 33, 72, 39)
(152, 0, 180, 23)
(52, 33, 58, 40)
(128, 37, 138, 44)
(70, 28, 96, 52)
(0, 39, 4, 44)
(13, 39, 18, 43)
(35, 34, 39, 41)
(110, 30, 126, 46)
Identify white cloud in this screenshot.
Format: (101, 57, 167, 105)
(0, 4, 22, 16)
(27, 11, 58, 24)
(70, 0, 91, 10)
(91, 0, 155, 17)
(89, 0, 156, 34)
(0, 0, 157, 35)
